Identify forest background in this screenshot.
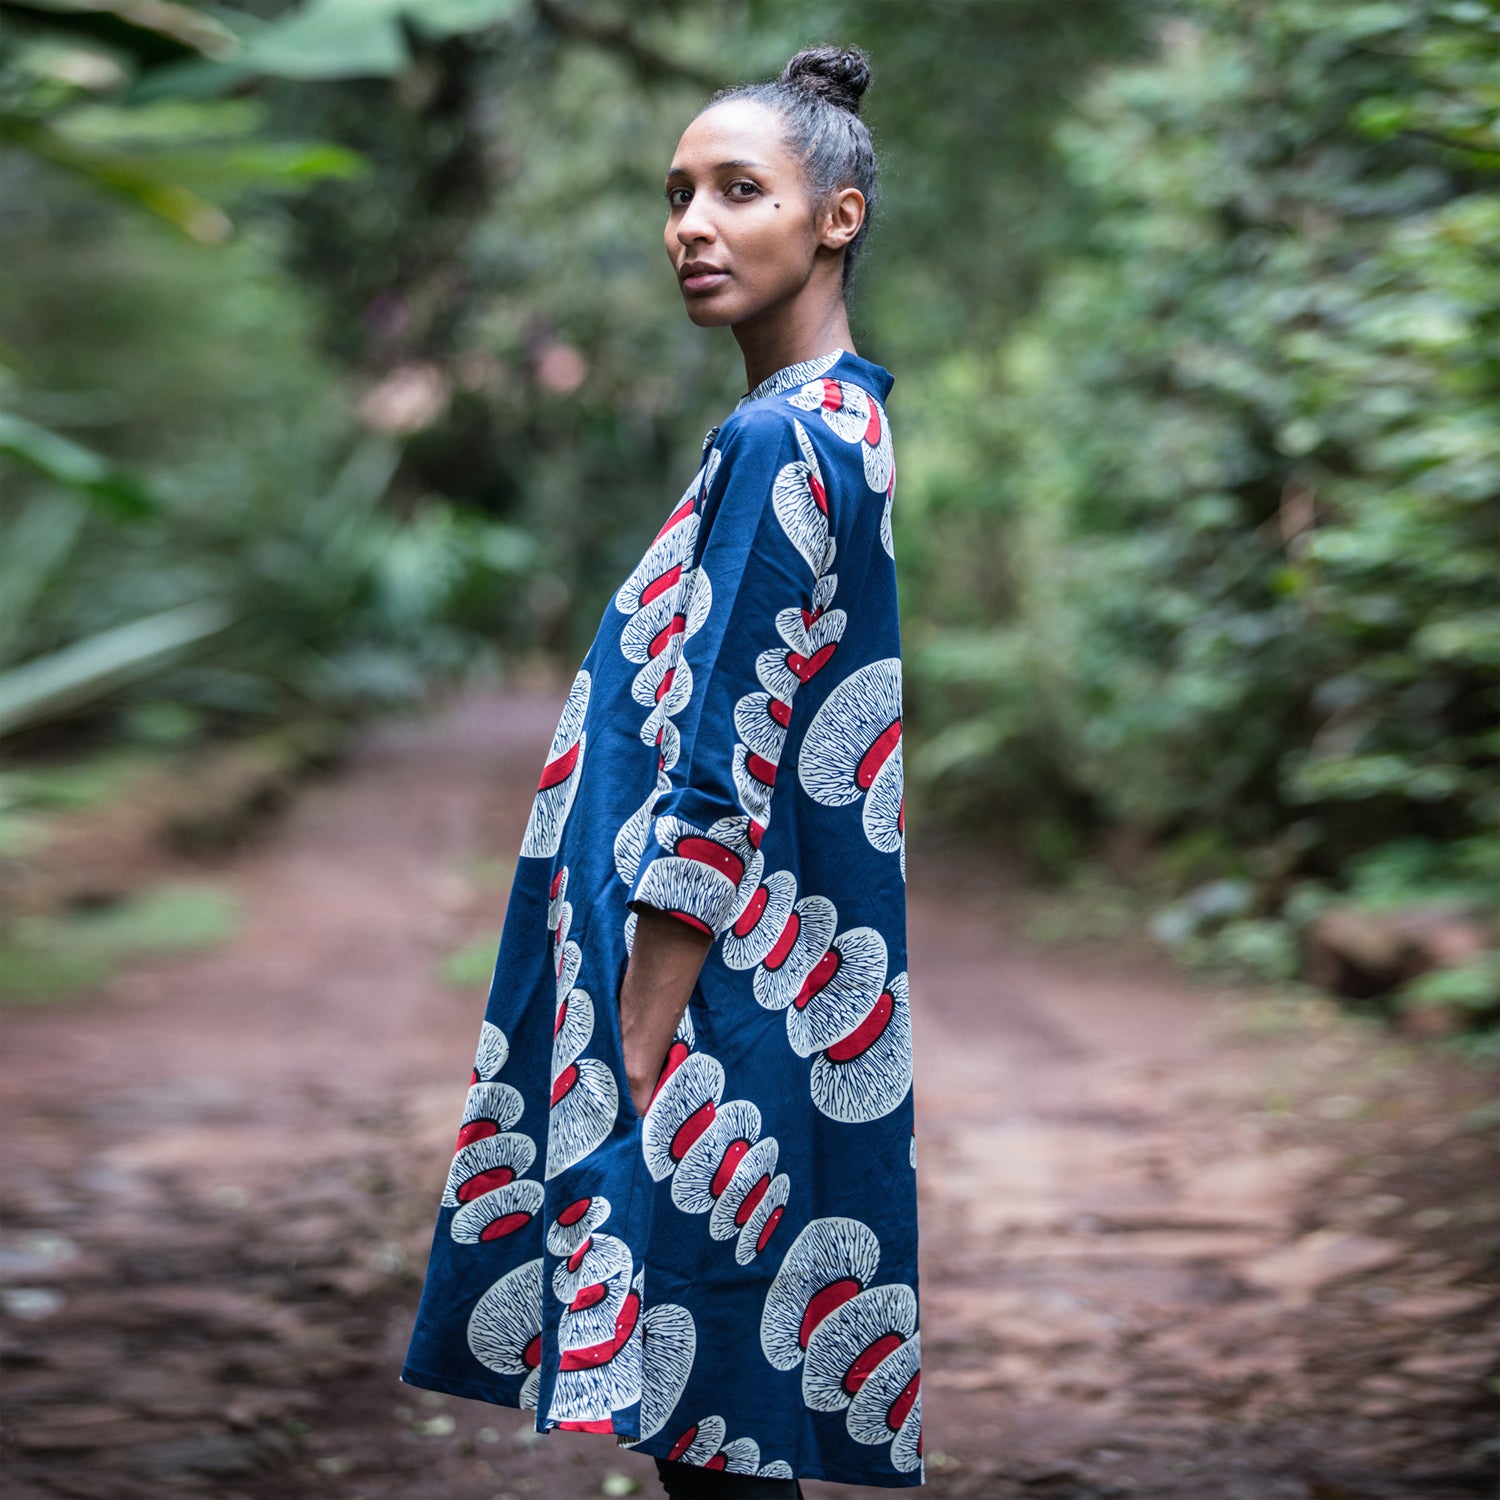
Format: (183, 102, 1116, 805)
(1, 0, 1496, 1039)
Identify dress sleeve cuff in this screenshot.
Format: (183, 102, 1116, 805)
(625, 813, 760, 939)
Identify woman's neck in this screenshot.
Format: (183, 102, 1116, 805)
(733, 299, 856, 395)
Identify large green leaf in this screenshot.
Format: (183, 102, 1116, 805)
(0, 496, 87, 660)
(129, 0, 525, 95)
(1, 112, 232, 239)
(1, 111, 369, 237)
(0, 601, 234, 737)
(0, 0, 239, 67)
(0, 411, 160, 518)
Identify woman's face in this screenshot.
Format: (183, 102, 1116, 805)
(664, 98, 829, 329)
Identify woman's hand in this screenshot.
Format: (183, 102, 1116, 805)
(618, 905, 713, 1116)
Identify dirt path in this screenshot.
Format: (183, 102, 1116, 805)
(2, 688, 1494, 1500)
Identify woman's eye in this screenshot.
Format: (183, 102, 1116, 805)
(727, 180, 759, 199)
(664, 187, 690, 208)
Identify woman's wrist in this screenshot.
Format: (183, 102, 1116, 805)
(618, 906, 712, 1115)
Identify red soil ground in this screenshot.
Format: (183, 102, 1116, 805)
(2, 687, 1494, 1500)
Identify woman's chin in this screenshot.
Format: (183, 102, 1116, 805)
(680, 296, 741, 329)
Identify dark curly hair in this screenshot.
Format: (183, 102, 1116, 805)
(705, 46, 878, 292)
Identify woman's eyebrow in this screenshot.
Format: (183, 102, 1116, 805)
(665, 159, 770, 179)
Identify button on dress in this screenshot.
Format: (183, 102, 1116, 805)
(400, 348, 923, 1488)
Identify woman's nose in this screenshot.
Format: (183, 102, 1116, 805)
(676, 199, 715, 245)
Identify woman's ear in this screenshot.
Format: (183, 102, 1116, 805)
(818, 186, 865, 252)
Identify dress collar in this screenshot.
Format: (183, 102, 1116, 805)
(735, 348, 846, 409)
(734, 347, 894, 410)
(702, 348, 894, 455)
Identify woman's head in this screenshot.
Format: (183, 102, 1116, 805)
(665, 46, 878, 331)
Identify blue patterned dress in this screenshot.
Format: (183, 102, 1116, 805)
(400, 348, 922, 1488)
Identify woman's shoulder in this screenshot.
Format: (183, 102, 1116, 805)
(717, 375, 890, 461)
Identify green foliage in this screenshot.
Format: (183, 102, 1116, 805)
(0, 880, 239, 1004)
(5, 0, 1493, 1029)
(0, 745, 155, 854)
(439, 931, 506, 988)
(0, 183, 537, 735)
(132, 0, 530, 92)
(0, 601, 232, 735)
(0, 10, 368, 240)
(1398, 951, 1500, 1021)
(1340, 834, 1500, 911)
(0, 410, 160, 517)
(908, 0, 1499, 945)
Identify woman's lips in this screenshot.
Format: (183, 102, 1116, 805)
(681, 269, 730, 293)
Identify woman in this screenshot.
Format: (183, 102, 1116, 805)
(400, 45, 922, 1497)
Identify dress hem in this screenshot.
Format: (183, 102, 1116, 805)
(397, 1363, 926, 1488)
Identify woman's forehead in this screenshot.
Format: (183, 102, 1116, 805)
(669, 99, 790, 175)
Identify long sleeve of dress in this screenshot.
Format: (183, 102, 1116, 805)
(624, 408, 833, 939)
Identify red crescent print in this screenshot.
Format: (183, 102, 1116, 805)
(722, 867, 912, 1119)
(613, 456, 712, 617)
(798, 657, 906, 878)
(765, 911, 801, 970)
(785, 925, 888, 1059)
(545, 1198, 645, 1425)
(627, 413, 861, 942)
(642, 1051, 724, 1182)
(798, 657, 902, 808)
(727, 577, 848, 836)
(613, 598, 708, 887)
(771, 418, 831, 574)
(750, 895, 837, 1011)
(848, 1331, 923, 1472)
(630, 812, 763, 941)
(621, 570, 713, 668)
(544, 870, 620, 1178)
(710, 549, 848, 919)
(558, 1289, 639, 1370)
(676, 835, 745, 887)
(652, 1414, 795, 1477)
(641, 1039, 792, 1267)
(547, 866, 569, 935)
(632, 643, 694, 716)
(856, 721, 902, 790)
(450, 1180, 543, 1246)
(520, 669, 589, 859)
(541, 1197, 698, 1433)
(467, 1257, 546, 1409)
(620, 416, 865, 942)
(787, 378, 894, 500)
(537, 741, 579, 791)
(761, 1217, 880, 1369)
(760, 1217, 922, 1474)
(810, 970, 913, 1124)
(720, 870, 798, 970)
(612, 457, 719, 878)
(443, 1129, 535, 1205)
(861, 398, 895, 499)
(442, 1022, 542, 1245)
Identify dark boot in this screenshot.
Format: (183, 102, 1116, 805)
(652, 1455, 803, 1499)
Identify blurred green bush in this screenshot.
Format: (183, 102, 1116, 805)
(2, 0, 1494, 1028)
(901, 0, 1498, 1021)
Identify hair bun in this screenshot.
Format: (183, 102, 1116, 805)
(780, 45, 871, 114)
